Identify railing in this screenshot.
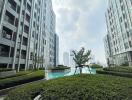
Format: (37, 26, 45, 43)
(8, 2, 16, 12)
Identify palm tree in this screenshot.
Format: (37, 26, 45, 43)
(72, 47, 91, 74)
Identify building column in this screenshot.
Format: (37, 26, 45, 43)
(128, 52, 132, 66)
(12, 0, 24, 70)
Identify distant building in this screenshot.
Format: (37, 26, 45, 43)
(70, 50, 76, 68)
(54, 34, 59, 67)
(63, 52, 69, 67)
(104, 0, 132, 66)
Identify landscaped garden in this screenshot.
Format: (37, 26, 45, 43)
(97, 66, 132, 78)
(2, 48, 132, 100)
(0, 70, 44, 90)
(0, 68, 13, 72)
(5, 74, 132, 100)
(49, 65, 70, 71)
(103, 66, 132, 73)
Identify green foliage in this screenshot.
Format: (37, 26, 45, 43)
(0, 71, 32, 79)
(6, 74, 132, 100)
(97, 70, 132, 78)
(72, 47, 91, 67)
(103, 66, 132, 73)
(0, 68, 13, 72)
(0, 70, 44, 89)
(32, 53, 45, 69)
(5, 81, 44, 100)
(50, 66, 70, 70)
(90, 64, 103, 69)
(72, 47, 91, 74)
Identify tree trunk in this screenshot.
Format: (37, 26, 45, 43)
(74, 66, 77, 75)
(88, 65, 91, 74)
(79, 67, 82, 74)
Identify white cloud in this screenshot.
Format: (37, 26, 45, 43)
(52, 0, 108, 65)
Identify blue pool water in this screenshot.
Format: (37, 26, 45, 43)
(46, 67, 96, 80)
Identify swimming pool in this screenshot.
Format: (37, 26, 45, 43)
(45, 67, 96, 80)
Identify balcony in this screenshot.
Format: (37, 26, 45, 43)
(2, 26, 13, 40)
(24, 25, 29, 34)
(4, 11, 15, 25)
(22, 37, 28, 46)
(0, 44, 10, 57)
(8, 0, 17, 11)
(21, 50, 26, 59)
(25, 13, 30, 23)
(27, 3, 31, 13)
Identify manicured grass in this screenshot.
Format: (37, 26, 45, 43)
(103, 66, 132, 73)
(5, 74, 132, 100)
(0, 71, 32, 79)
(0, 70, 44, 90)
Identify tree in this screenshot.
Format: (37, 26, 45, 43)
(32, 53, 45, 70)
(72, 47, 91, 74)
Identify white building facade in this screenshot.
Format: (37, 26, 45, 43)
(54, 33, 59, 67)
(0, 0, 58, 71)
(104, 0, 132, 66)
(63, 52, 69, 67)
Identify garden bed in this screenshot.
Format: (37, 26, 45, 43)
(0, 70, 44, 90)
(0, 70, 16, 78)
(0, 71, 34, 79)
(103, 66, 132, 73)
(49, 66, 70, 71)
(97, 70, 132, 78)
(5, 74, 132, 100)
(0, 68, 13, 72)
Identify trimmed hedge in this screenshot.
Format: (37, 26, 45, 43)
(5, 81, 44, 100)
(90, 64, 103, 69)
(0, 71, 32, 79)
(103, 66, 132, 73)
(5, 74, 132, 100)
(97, 70, 132, 78)
(0, 68, 13, 72)
(50, 66, 70, 70)
(0, 70, 44, 90)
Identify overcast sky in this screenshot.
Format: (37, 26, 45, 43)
(52, 0, 108, 65)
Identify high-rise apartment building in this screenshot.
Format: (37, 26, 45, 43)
(63, 52, 69, 67)
(104, 0, 132, 66)
(54, 33, 59, 67)
(0, 0, 58, 71)
(70, 50, 76, 68)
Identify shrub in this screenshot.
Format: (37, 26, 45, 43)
(0, 71, 32, 79)
(5, 74, 132, 100)
(90, 64, 103, 69)
(0, 70, 44, 89)
(5, 82, 44, 100)
(103, 66, 132, 73)
(97, 70, 132, 78)
(49, 66, 70, 70)
(0, 68, 13, 72)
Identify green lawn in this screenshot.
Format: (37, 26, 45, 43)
(5, 74, 132, 100)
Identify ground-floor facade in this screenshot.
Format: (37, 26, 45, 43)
(107, 51, 132, 66)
